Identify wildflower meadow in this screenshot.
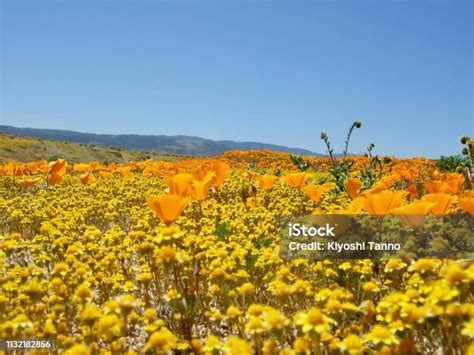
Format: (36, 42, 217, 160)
(1, 127, 473, 354)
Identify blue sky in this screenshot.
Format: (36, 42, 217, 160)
(1, 0, 472, 157)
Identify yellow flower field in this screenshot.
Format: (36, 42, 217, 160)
(1, 146, 473, 354)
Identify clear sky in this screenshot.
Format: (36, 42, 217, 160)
(1, 0, 472, 157)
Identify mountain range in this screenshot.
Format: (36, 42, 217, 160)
(0, 125, 322, 157)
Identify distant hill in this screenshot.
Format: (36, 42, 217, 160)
(0, 125, 323, 157)
(0, 132, 181, 163)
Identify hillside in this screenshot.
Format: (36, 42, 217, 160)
(0, 125, 322, 157)
(0, 133, 182, 163)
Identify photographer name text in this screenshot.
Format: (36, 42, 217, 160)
(287, 223, 401, 252)
(287, 241, 401, 252)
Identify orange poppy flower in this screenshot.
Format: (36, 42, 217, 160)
(117, 166, 133, 180)
(80, 173, 96, 185)
(363, 181, 389, 195)
(425, 181, 443, 194)
(362, 190, 407, 216)
(303, 184, 333, 203)
(393, 165, 409, 180)
(441, 176, 464, 194)
(194, 168, 214, 181)
(48, 159, 68, 175)
(392, 201, 436, 228)
(167, 173, 194, 196)
(14, 165, 25, 177)
(379, 174, 398, 189)
(199, 171, 216, 184)
(440, 172, 462, 181)
(258, 175, 278, 192)
(283, 172, 307, 189)
(329, 197, 366, 215)
(19, 177, 41, 187)
(463, 190, 474, 198)
(421, 193, 452, 215)
(345, 178, 363, 199)
(347, 197, 366, 214)
(47, 159, 68, 185)
(188, 179, 211, 201)
(406, 184, 419, 198)
(426, 176, 465, 195)
(210, 162, 230, 188)
(322, 182, 337, 190)
(147, 194, 190, 226)
(2, 163, 14, 176)
(48, 171, 63, 185)
(430, 169, 442, 180)
(143, 166, 155, 177)
(458, 196, 474, 216)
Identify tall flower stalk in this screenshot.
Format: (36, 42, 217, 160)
(320, 120, 361, 191)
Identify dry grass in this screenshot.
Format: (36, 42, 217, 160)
(0, 133, 182, 163)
